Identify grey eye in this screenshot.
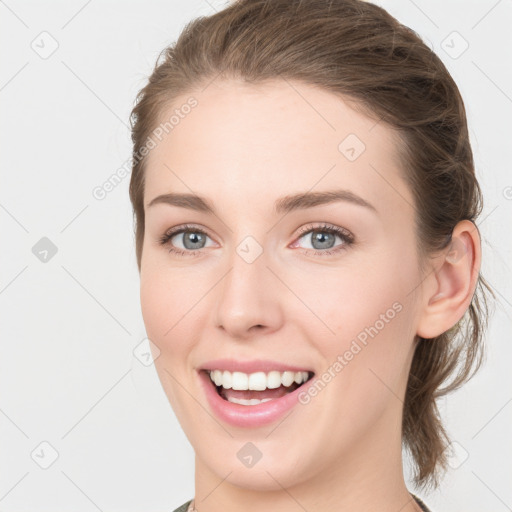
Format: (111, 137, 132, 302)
(297, 230, 342, 251)
(171, 231, 213, 250)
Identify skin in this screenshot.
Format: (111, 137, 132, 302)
(139, 79, 481, 512)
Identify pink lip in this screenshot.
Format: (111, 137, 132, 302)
(199, 358, 312, 374)
(198, 366, 315, 429)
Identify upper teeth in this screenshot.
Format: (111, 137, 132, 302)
(208, 370, 310, 390)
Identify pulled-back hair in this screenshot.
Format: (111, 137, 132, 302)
(129, 0, 494, 489)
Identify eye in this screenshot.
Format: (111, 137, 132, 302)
(158, 222, 354, 258)
(292, 223, 354, 256)
(158, 224, 215, 257)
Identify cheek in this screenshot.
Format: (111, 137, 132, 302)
(310, 249, 419, 366)
(140, 263, 212, 374)
(140, 275, 168, 341)
(139, 268, 192, 371)
(140, 262, 197, 336)
(302, 267, 417, 437)
(140, 270, 195, 415)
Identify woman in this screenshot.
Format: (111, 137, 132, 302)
(128, 1, 493, 510)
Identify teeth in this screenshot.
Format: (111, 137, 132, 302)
(248, 371, 267, 391)
(267, 371, 282, 389)
(281, 371, 295, 387)
(222, 370, 232, 389)
(212, 370, 223, 387)
(208, 369, 310, 390)
(226, 397, 273, 405)
(232, 371, 249, 390)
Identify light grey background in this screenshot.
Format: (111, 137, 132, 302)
(1, 0, 511, 511)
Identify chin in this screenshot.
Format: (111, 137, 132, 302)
(196, 442, 317, 492)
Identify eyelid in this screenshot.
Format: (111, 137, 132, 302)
(163, 222, 210, 235)
(294, 222, 354, 241)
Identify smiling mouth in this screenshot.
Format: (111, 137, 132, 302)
(204, 369, 315, 406)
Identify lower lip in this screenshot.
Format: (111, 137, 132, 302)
(198, 371, 311, 428)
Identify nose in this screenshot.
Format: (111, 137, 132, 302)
(214, 248, 284, 340)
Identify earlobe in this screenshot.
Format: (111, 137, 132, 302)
(416, 220, 481, 339)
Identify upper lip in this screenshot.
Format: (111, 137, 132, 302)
(198, 358, 314, 374)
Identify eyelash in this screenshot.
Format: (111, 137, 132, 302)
(158, 223, 355, 258)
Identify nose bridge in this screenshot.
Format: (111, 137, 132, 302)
(214, 235, 283, 337)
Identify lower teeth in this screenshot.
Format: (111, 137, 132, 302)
(227, 396, 273, 406)
(213, 377, 309, 406)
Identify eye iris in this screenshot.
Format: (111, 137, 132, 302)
(311, 230, 335, 250)
(183, 231, 205, 250)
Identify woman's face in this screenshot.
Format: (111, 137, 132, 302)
(140, 79, 426, 490)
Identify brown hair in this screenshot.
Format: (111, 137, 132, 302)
(129, 0, 494, 490)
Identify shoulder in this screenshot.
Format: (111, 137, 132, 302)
(411, 493, 433, 512)
(171, 499, 193, 512)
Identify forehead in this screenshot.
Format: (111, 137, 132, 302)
(143, 79, 413, 217)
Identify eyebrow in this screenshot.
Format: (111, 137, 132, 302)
(147, 189, 377, 215)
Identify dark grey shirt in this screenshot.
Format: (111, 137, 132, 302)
(172, 494, 432, 511)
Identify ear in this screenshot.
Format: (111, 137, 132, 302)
(416, 220, 482, 339)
